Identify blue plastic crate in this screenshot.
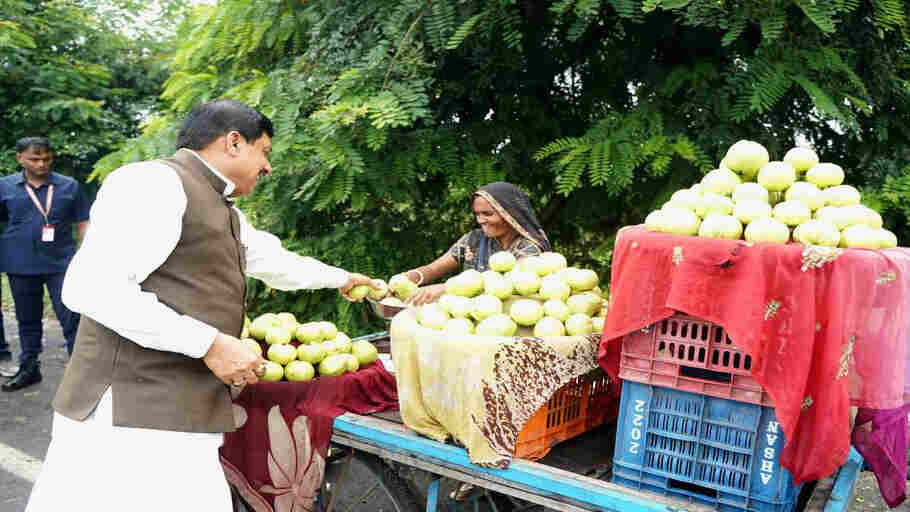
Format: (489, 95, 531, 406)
(613, 381, 801, 512)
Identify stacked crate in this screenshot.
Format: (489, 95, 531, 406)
(612, 314, 801, 512)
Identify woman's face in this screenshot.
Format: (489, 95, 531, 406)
(473, 196, 514, 239)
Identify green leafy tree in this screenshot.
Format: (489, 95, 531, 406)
(0, 0, 188, 187)
(95, 0, 910, 335)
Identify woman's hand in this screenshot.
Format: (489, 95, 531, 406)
(407, 284, 447, 306)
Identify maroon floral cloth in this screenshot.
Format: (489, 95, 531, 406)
(220, 363, 398, 512)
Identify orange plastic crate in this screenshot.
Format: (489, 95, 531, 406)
(513, 368, 618, 460)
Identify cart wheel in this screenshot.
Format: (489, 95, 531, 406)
(321, 448, 424, 512)
(356, 452, 424, 512)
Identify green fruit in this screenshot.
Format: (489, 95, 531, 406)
(348, 284, 371, 300)
(565, 313, 593, 335)
(806, 163, 845, 188)
(265, 325, 292, 345)
(533, 317, 565, 337)
(725, 140, 769, 177)
(489, 251, 517, 272)
(318, 322, 338, 340)
(470, 295, 502, 322)
(701, 168, 741, 196)
(249, 313, 280, 340)
(565, 268, 599, 292)
(351, 340, 378, 366)
(389, 275, 419, 299)
(332, 333, 352, 353)
(261, 361, 284, 382)
(510, 270, 541, 296)
(368, 280, 389, 300)
(537, 252, 568, 274)
(509, 299, 544, 327)
(538, 275, 571, 301)
(297, 343, 327, 364)
(318, 354, 347, 377)
(240, 315, 251, 339)
(567, 293, 602, 316)
(475, 313, 518, 337)
(276, 312, 298, 331)
(321, 340, 339, 355)
(341, 353, 360, 373)
(591, 316, 605, 333)
(285, 360, 315, 382)
(783, 147, 819, 173)
(267, 343, 296, 365)
(543, 299, 570, 322)
(445, 270, 484, 297)
(295, 322, 323, 344)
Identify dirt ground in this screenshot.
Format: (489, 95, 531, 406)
(851, 472, 910, 511)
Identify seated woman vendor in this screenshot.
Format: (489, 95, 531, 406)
(400, 181, 551, 306)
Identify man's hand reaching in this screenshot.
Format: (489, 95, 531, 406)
(339, 273, 382, 302)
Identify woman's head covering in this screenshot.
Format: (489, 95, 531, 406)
(474, 182, 551, 252)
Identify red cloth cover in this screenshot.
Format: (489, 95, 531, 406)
(600, 226, 910, 484)
(220, 362, 398, 512)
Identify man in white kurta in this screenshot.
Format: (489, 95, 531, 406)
(25, 100, 378, 511)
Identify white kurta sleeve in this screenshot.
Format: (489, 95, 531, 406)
(236, 208, 350, 290)
(62, 162, 218, 358)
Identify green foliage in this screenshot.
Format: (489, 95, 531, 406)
(871, 0, 907, 34)
(446, 13, 484, 50)
(793, 0, 838, 34)
(93, 0, 910, 335)
(0, 0, 189, 183)
(0, 20, 36, 49)
(535, 107, 712, 197)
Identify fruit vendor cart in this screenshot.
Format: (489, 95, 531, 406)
(223, 322, 867, 512)
(328, 409, 864, 512)
(225, 208, 910, 512)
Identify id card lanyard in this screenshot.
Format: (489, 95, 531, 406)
(25, 183, 55, 242)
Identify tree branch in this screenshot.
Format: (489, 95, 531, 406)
(383, 1, 430, 90)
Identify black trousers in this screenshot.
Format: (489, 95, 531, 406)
(0, 276, 7, 359)
(7, 273, 79, 365)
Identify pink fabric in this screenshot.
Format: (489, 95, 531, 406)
(220, 362, 398, 512)
(599, 226, 910, 484)
(852, 405, 910, 508)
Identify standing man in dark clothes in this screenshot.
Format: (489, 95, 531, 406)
(0, 137, 91, 391)
(0, 265, 9, 376)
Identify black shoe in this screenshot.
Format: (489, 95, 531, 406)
(0, 351, 11, 363)
(2, 362, 41, 392)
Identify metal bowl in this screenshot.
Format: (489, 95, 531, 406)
(366, 297, 410, 322)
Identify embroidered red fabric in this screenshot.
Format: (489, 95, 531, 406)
(220, 362, 398, 512)
(599, 226, 910, 484)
